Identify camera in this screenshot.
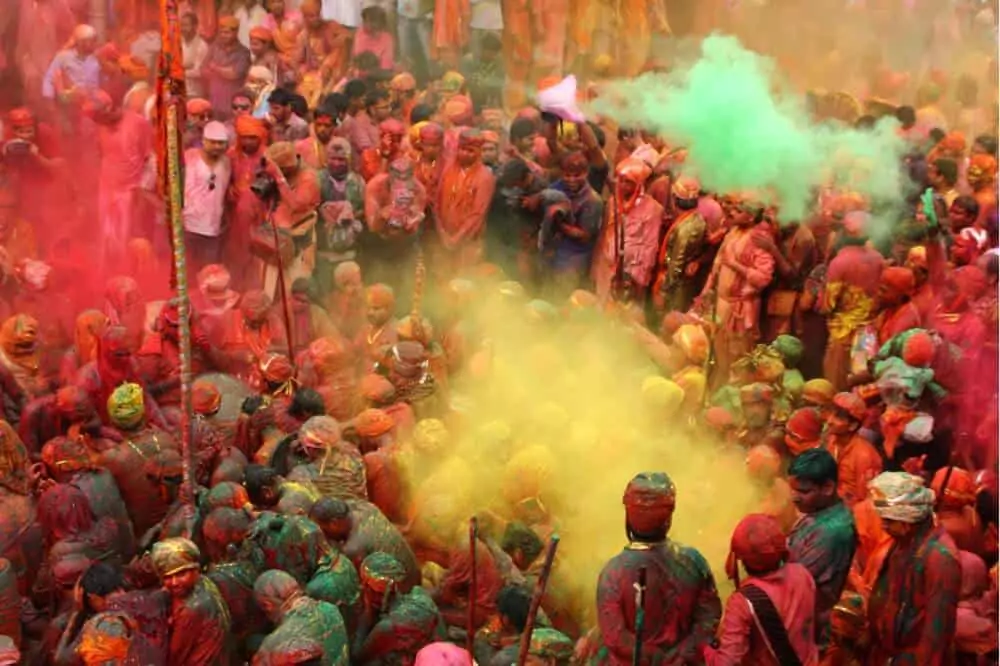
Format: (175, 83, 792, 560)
(250, 158, 279, 201)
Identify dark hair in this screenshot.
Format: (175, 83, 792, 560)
(80, 563, 125, 599)
(496, 585, 532, 632)
(480, 32, 502, 52)
(952, 194, 980, 219)
(788, 448, 838, 485)
(361, 5, 387, 28)
(364, 89, 390, 109)
(895, 105, 916, 128)
(509, 117, 537, 143)
(344, 79, 367, 101)
(498, 158, 531, 188)
(409, 103, 434, 125)
(182, 11, 199, 25)
(353, 50, 380, 72)
(310, 497, 350, 522)
(588, 121, 606, 148)
(232, 88, 256, 104)
(268, 87, 293, 106)
(932, 158, 958, 186)
(289, 93, 308, 118)
(289, 388, 326, 419)
(854, 115, 876, 129)
(928, 127, 946, 146)
(974, 134, 999, 156)
(500, 521, 544, 566)
(244, 464, 280, 505)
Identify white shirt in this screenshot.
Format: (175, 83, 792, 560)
(470, 0, 502, 30)
(322, 0, 361, 26)
(182, 36, 210, 98)
(235, 3, 270, 47)
(183, 149, 232, 237)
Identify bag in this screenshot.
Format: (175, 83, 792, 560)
(766, 290, 799, 318)
(741, 583, 803, 666)
(249, 222, 294, 265)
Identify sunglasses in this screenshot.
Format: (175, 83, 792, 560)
(209, 173, 217, 191)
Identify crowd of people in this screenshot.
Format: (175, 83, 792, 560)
(0, 0, 996, 664)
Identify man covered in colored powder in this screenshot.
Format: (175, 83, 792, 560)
(591, 472, 721, 664)
(866, 472, 961, 665)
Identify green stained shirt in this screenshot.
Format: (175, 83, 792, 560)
(254, 596, 350, 666)
(306, 550, 362, 620)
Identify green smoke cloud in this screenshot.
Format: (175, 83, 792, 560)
(590, 34, 912, 224)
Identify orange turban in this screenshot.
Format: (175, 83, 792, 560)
(968, 154, 998, 183)
(480, 130, 500, 146)
(7, 108, 33, 129)
(931, 467, 977, 510)
(192, 379, 222, 415)
(359, 374, 396, 403)
(879, 267, 916, 298)
(235, 115, 268, 141)
(118, 55, 149, 80)
(355, 408, 395, 437)
(615, 157, 652, 185)
(902, 331, 935, 367)
(443, 95, 474, 126)
(249, 26, 273, 42)
(187, 98, 212, 115)
(936, 131, 966, 155)
(259, 353, 293, 384)
(365, 283, 395, 308)
(218, 15, 240, 30)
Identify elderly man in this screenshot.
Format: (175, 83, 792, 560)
(183, 121, 232, 271)
(592, 472, 721, 664)
(253, 569, 350, 664)
(867, 472, 961, 664)
(42, 24, 99, 103)
(201, 16, 252, 118)
(151, 538, 231, 665)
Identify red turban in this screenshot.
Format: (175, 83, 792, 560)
(746, 445, 781, 481)
(235, 115, 268, 141)
(832, 392, 866, 422)
(359, 374, 396, 403)
(623, 472, 676, 534)
(786, 407, 823, 454)
(7, 108, 33, 129)
(186, 98, 212, 115)
(355, 408, 395, 437)
(42, 437, 92, 474)
(259, 353, 293, 384)
(309, 336, 353, 374)
(615, 157, 652, 185)
(902, 331, 935, 367)
(480, 130, 500, 146)
(968, 154, 998, 183)
(931, 467, 977, 510)
(880, 266, 916, 298)
(727, 513, 787, 580)
(249, 26, 273, 42)
(192, 379, 222, 415)
(937, 131, 966, 155)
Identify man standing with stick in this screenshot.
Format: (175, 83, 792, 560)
(592, 472, 721, 664)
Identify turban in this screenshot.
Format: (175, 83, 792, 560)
(786, 408, 823, 453)
(672, 176, 700, 201)
(0, 314, 38, 360)
(192, 379, 222, 415)
(930, 467, 977, 510)
(42, 437, 92, 474)
(366, 283, 395, 308)
(968, 154, 997, 183)
(107, 383, 145, 429)
(746, 444, 781, 480)
(631, 144, 659, 169)
(267, 141, 298, 169)
(832, 392, 866, 421)
(248, 65, 274, 84)
(76, 612, 134, 664)
(217, 15, 240, 30)
(880, 266, 916, 297)
(300, 415, 341, 449)
(869, 471, 935, 523)
(444, 96, 474, 126)
(439, 71, 465, 93)
(770, 335, 803, 367)
(409, 121, 427, 146)
(615, 157, 652, 185)
(355, 408, 394, 437)
(82, 90, 113, 119)
(235, 115, 268, 141)
(906, 245, 928, 271)
(623, 472, 676, 534)
(901, 330, 935, 367)
(308, 336, 352, 374)
(673, 324, 708, 365)
(480, 130, 500, 146)
(359, 374, 396, 404)
(203, 507, 252, 549)
(802, 379, 835, 406)
(144, 448, 184, 481)
(458, 128, 483, 149)
(186, 98, 211, 115)
(937, 131, 966, 155)
(419, 122, 444, 144)
(728, 514, 787, 578)
(7, 108, 33, 129)
(640, 376, 684, 417)
(259, 353, 293, 384)
(117, 55, 149, 80)
(203, 120, 229, 142)
(739, 383, 773, 405)
(249, 26, 273, 42)
(197, 264, 237, 302)
(379, 118, 406, 137)
(360, 552, 407, 592)
(390, 72, 416, 92)
(415, 643, 476, 666)
(151, 537, 201, 577)
(412, 419, 449, 453)
(705, 406, 735, 429)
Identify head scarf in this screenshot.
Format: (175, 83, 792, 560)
(623, 472, 676, 535)
(415, 643, 476, 666)
(868, 471, 935, 523)
(249, 26, 273, 42)
(74, 310, 109, 364)
(235, 115, 268, 142)
(355, 409, 394, 437)
(42, 437, 92, 474)
(192, 379, 222, 415)
(217, 15, 240, 30)
(727, 514, 787, 582)
(0, 314, 38, 365)
(360, 552, 406, 592)
(107, 383, 144, 429)
(76, 612, 134, 664)
(151, 537, 201, 578)
(880, 266, 916, 298)
(930, 467, 977, 510)
(802, 378, 835, 405)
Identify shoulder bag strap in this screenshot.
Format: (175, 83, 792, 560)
(741, 583, 803, 666)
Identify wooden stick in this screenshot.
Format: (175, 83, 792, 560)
(516, 534, 560, 666)
(466, 516, 478, 658)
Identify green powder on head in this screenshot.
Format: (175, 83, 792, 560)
(590, 34, 912, 226)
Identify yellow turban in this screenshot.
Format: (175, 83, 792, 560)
(107, 382, 144, 430)
(641, 376, 684, 418)
(151, 537, 201, 578)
